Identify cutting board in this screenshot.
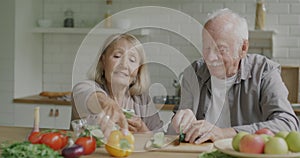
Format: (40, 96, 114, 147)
(158, 138, 214, 153)
(134, 134, 214, 153)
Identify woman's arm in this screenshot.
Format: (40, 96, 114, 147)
(72, 81, 128, 136)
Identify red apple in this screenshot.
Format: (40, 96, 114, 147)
(239, 134, 265, 154)
(255, 128, 275, 136)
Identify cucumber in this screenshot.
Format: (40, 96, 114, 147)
(152, 132, 165, 148)
(122, 109, 135, 119)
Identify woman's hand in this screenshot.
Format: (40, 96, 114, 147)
(86, 92, 129, 138)
(101, 98, 128, 129)
(184, 120, 236, 144)
(127, 116, 149, 133)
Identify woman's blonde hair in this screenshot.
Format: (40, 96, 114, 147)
(87, 33, 150, 96)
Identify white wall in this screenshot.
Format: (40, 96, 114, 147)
(0, 0, 15, 126)
(14, 0, 43, 98)
(38, 0, 300, 99)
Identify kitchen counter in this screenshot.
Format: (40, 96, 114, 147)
(13, 95, 300, 116)
(0, 126, 200, 158)
(13, 95, 176, 110)
(13, 95, 71, 106)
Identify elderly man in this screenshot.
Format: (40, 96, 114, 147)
(168, 8, 299, 144)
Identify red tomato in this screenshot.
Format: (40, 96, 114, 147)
(75, 136, 96, 155)
(40, 133, 63, 150)
(28, 132, 43, 144)
(59, 133, 69, 148)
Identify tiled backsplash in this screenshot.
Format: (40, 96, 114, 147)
(40, 0, 300, 99)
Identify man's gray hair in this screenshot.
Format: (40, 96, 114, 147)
(205, 8, 249, 41)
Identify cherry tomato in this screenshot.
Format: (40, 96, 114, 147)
(75, 136, 96, 155)
(28, 132, 43, 144)
(40, 132, 63, 150)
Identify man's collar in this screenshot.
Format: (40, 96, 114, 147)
(238, 55, 252, 82)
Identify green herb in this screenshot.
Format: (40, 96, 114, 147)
(79, 128, 104, 147)
(198, 150, 235, 158)
(1, 141, 62, 158)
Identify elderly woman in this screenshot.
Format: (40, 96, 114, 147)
(72, 33, 163, 137)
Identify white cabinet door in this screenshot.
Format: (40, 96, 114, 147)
(14, 104, 72, 129)
(53, 105, 72, 129)
(39, 105, 56, 129)
(40, 105, 72, 129)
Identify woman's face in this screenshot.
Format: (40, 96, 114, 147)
(102, 38, 141, 87)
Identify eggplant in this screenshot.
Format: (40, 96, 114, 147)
(61, 144, 84, 158)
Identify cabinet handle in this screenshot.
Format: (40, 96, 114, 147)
(55, 109, 59, 117)
(49, 109, 54, 117)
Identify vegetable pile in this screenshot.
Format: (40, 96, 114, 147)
(27, 130, 70, 150)
(1, 128, 100, 158)
(1, 141, 63, 158)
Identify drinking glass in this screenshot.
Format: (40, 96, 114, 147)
(71, 119, 87, 138)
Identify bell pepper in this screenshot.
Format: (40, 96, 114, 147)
(105, 130, 135, 157)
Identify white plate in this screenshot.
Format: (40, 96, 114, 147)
(214, 138, 300, 158)
(292, 103, 300, 107)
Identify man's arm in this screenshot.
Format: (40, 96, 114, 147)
(234, 67, 299, 133)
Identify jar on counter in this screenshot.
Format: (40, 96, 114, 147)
(64, 9, 74, 28)
(104, 0, 112, 28)
(255, 0, 266, 30)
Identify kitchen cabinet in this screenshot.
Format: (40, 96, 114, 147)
(281, 66, 299, 103)
(14, 103, 72, 129)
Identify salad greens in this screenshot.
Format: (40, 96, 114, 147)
(1, 141, 62, 158)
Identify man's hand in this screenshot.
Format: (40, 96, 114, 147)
(184, 120, 236, 144)
(171, 109, 197, 133)
(127, 116, 149, 133)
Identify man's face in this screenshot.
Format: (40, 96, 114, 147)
(202, 25, 241, 79)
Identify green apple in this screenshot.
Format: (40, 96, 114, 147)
(260, 134, 272, 143)
(232, 131, 249, 151)
(264, 137, 288, 154)
(286, 131, 300, 152)
(275, 131, 289, 139)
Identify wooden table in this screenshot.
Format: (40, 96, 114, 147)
(0, 126, 201, 158)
